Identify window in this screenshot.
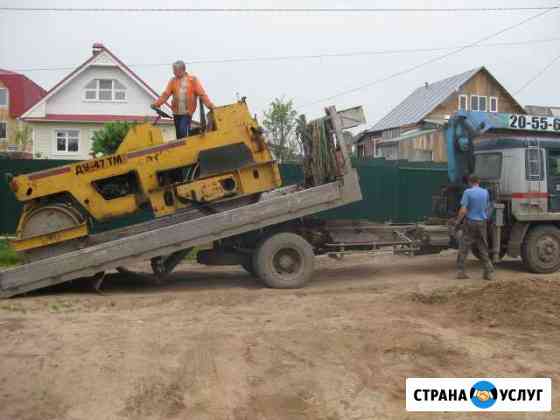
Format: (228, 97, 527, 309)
(458, 94, 468, 111)
(469, 95, 492, 112)
(55, 130, 79, 153)
(0, 88, 7, 107)
(490, 97, 498, 112)
(547, 151, 560, 177)
(382, 127, 401, 140)
(84, 79, 126, 101)
(474, 152, 502, 179)
(526, 148, 544, 180)
(0, 121, 6, 140)
(357, 144, 365, 159)
(470, 95, 480, 112)
(479, 96, 487, 112)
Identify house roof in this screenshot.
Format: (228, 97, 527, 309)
(21, 43, 172, 121)
(0, 68, 47, 118)
(525, 105, 560, 117)
(356, 66, 524, 144)
(371, 67, 482, 133)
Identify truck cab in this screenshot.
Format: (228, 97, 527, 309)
(443, 112, 560, 273)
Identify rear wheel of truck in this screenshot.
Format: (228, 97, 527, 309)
(254, 233, 314, 289)
(521, 225, 560, 273)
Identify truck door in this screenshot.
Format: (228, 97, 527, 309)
(547, 149, 560, 211)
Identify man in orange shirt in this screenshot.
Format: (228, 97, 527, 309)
(152, 60, 215, 139)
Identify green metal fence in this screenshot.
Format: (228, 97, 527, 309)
(315, 159, 448, 222)
(0, 158, 448, 234)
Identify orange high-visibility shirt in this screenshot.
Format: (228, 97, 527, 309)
(154, 74, 214, 115)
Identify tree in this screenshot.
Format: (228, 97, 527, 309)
(13, 124, 32, 152)
(91, 121, 135, 156)
(262, 97, 301, 162)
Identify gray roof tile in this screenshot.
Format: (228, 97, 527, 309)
(369, 67, 482, 133)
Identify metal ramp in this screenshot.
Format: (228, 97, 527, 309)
(0, 173, 361, 298)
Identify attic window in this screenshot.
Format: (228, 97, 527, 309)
(84, 79, 126, 102)
(458, 95, 468, 111)
(490, 97, 498, 112)
(0, 88, 7, 107)
(479, 96, 488, 112)
(471, 95, 480, 112)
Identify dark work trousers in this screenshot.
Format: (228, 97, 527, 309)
(173, 114, 192, 139)
(457, 219, 494, 274)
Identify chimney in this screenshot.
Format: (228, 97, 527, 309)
(92, 42, 105, 55)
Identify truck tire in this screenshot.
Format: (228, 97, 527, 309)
(521, 225, 560, 273)
(254, 232, 314, 289)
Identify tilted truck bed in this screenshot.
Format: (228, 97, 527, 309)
(0, 172, 362, 298)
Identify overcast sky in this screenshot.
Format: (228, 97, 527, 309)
(1, 0, 559, 127)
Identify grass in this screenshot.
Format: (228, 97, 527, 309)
(0, 239, 21, 267)
(184, 247, 199, 262)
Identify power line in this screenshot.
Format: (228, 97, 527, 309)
(1, 6, 559, 13)
(300, 5, 559, 108)
(11, 37, 560, 73)
(514, 52, 560, 94)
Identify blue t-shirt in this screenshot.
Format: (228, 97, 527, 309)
(460, 186, 489, 221)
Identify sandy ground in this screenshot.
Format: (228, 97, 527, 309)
(1, 251, 559, 420)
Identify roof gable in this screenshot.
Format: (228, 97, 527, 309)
(21, 44, 170, 119)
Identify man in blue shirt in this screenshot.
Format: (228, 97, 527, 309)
(455, 175, 494, 280)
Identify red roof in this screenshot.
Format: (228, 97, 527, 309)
(0, 69, 47, 118)
(23, 114, 174, 124)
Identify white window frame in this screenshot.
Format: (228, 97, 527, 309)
(83, 79, 127, 102)
(490, 96, 498, 112)
(53, 129, 80, 155)
(478, 96, 488, 112)
(470, 95, 480, 112)
(0, 88, 8, 107)
(458, 94, 468, 111)
(0, 121, 7, 142)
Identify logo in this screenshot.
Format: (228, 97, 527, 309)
(406, 378, 551, 412)
(470, 380, 497, 409)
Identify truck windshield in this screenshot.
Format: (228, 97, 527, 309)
(474, 153, 502, 180)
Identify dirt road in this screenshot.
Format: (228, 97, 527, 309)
(1, 252, 559, 419)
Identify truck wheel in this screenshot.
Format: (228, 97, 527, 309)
(521, 225, 560, 273)
(254, 233, 314, 289)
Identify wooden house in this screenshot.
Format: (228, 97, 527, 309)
(21, 43, 175, 160)
(354, 67, 525, 162)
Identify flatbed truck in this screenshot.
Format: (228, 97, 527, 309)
(3, 109, 558, 298)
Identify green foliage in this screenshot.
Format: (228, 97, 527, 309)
(14, 124, 32, 150)
(262, 97, 301, 162)
(0, 239, 21, 267)
(91, 121, 135, 156)
(183, 247, 199, 262)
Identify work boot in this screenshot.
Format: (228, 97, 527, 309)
(483, 271, 495, 281)
(457, 271, 470, 280)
